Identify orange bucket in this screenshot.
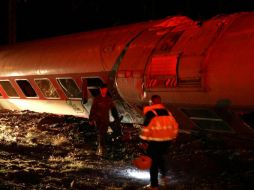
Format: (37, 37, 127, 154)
(133, 155, 152, 170)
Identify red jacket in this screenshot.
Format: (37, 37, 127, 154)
(89, 95, 118, 125)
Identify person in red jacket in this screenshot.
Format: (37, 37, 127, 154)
(89, 84, 120, 156)
(140, 95, 179, 190)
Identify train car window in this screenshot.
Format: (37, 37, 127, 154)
(35, 79, 59, 98)
(83, 77, 104, 97)
(16, 80, 37, 97)
(0, 80, 19, 97)
(57, 78, 81, 99)
(86, 78, 104, 87)
(181, 108, 232, 132)
(88, 89, 101, 97)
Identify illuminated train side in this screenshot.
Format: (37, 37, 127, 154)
(0, 12, 253, 136)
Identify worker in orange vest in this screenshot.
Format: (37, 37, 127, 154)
(140, 94, 179, 190)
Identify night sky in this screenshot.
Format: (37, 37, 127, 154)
(0, 0, 254, 44)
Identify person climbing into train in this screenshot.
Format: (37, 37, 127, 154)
(139, 94, 179, 190)
(88, 83, 121, 156)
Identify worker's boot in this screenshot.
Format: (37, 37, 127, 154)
(96, 146, 103, 156)
(96, 137, 105, 156)
(160, 176, 169, 189)
(141, 185, 159, 190)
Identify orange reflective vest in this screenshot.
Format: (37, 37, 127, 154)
(140, 104, 179, 141)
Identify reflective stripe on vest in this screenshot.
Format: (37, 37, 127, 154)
(140, 104, 179, 141)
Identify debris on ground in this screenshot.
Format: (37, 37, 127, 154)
(0, 109, 253, 189)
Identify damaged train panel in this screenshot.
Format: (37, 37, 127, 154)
(0, 12, 253, 137)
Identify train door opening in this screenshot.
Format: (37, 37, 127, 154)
(82, 77, 105, 98)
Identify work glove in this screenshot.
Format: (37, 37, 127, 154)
(88, 120, 96, 127)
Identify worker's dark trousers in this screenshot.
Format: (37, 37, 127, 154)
(96, 122, 109, 152)
(147, 141, 171, 187)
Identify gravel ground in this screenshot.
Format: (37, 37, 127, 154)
(0, 110, 253, 190)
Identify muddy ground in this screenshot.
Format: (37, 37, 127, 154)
(0, 110, 253, 190)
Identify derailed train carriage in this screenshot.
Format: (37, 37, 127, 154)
(0, 12, 253, 138)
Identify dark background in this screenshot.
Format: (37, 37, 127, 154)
(0, 0, 254, 45)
